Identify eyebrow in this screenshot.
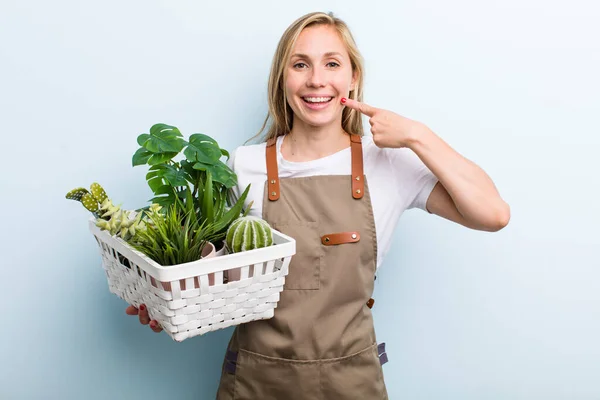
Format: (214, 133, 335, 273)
(290, 52, 344, 59)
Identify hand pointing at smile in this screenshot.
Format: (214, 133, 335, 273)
(341, 97, 426, 149)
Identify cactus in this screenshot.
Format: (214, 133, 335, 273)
(67, 182, 148, 241)
(65, 187, 89, 202)
(90, 182, 108, 204)
(66, 183, 110, 219)
(81, 193, 100, 213)
(225, 216, 273, 253)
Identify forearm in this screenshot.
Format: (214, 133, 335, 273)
(407, 124, 510, 228)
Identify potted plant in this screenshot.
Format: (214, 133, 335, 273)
(127, 194, 221, 289)
(131, 123, 251, 253)
(65, 123, 297, 341)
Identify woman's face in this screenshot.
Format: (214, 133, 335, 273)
(285, 24, 356, 130)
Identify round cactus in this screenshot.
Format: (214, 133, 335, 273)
(225, 216, 273, 253)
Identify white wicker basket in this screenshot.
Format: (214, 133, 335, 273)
(88, 218, 295, 342)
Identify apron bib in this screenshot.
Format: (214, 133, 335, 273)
(217, 135, 388, 399)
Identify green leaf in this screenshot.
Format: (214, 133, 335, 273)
(184, 134, 222, 164)
(212, 183, 250, 235)
(136, 133, 151, 146)
(220, 148, 230, 160)
(147, 152, 179, 166)
(148, 195, 173, 208)
(159, 164, 188, 187)
(147, 175, 164, 193)
(193, 160, 236, 188)
(142, 124, 186, 154)
(132, 147, 152, 166)
(201, 171, 214, 224)
(184, 187, 198, 227)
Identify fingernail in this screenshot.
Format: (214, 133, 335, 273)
(341, 98, 347, 104)
(139, 304, 146, 311)
(150, 321, 157, 328)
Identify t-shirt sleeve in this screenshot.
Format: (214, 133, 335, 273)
(385, 147, 439, 212)
(226, 147, 241, 207)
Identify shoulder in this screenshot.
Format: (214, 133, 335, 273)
(362, 135, 428, 171)
(228, 141, 267, 176)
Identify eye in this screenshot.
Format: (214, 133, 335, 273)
(293, 62, 308, 69)
(327, 62, 340, 68)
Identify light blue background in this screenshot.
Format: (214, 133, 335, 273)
(2, 0, 599, 399)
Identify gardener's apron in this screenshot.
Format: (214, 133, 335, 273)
(216, 134, 388, 399)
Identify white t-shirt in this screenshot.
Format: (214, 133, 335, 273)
(227, 134, 439, 270)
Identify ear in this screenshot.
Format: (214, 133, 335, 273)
(350, 72, 358, 91)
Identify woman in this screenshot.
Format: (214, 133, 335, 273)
(128, 11, 510, 399)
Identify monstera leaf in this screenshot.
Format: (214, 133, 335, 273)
(133, 123, 186, 167)
(184, 134, 222, 165)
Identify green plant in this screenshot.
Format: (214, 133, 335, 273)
(132, 123, 250, 243)
(226, 216, 273, 253)
(65, 183, 109, 218)
(65, 182, 146, 241)
(128, 200, 220, 266)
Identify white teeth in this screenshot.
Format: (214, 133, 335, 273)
(303, 97, 332, 103)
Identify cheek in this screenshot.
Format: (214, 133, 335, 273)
(284, 77, 301, 102)
(332, 75, 353, 93)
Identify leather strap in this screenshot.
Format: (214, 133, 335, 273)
(321, 231, 360, 246)
(266, 137, 280, 201)
(350, 135, 364, 199)
(266, 134, 364, 201)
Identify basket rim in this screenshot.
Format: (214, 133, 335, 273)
(89, 217, 296, 281)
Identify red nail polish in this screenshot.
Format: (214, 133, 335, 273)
(150, 321, 157, 328)
(139, 304, 146, 311)
(341, 98, 347, 104)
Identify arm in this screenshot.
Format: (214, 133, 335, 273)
(341, 97, 510, 232)
(408, 125, 510, 232)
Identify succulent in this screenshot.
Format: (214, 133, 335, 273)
(90, 182, 108, 205)
(66, 183, 110, 218)
(66, 182, 148, 241)
(95, 208, 146, 241)
(225, 216, 273, 253)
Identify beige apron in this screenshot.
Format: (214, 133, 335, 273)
(216, 134, 389, 399)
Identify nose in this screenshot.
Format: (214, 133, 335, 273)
(307, 66, 326, 88)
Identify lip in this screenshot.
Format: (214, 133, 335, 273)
(301, 94, 335, 98)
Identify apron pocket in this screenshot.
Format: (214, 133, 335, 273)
(271, 221, 321, 290)
(233, 349, 320, 400)
(320, 343, 387, 399)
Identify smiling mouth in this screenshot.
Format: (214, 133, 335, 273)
(302, 96, 334, 104)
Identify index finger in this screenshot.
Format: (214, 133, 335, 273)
(342, 98, 376, 117)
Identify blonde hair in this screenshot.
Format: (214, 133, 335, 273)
(249, 11, 365, 144)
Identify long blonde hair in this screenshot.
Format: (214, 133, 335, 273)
(249, 11, 365, 144)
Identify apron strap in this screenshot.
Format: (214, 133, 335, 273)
(350, 135, 365, 199)
(265, 134, 365, 201)
(266, 137, 280, 201)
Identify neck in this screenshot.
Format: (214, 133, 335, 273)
(282, 119, 350, 162)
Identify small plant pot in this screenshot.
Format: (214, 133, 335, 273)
(214, 240, 227, 257)
(214, 241, 241, 283)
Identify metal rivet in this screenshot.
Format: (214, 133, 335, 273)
(355, 176, 360, 181)
(271, 191, 277, 196)
(351, 233, 357, 239)
(270, 179, 276, 184)
(325, 237, 330, 242)
(356, 189, 361, 194)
